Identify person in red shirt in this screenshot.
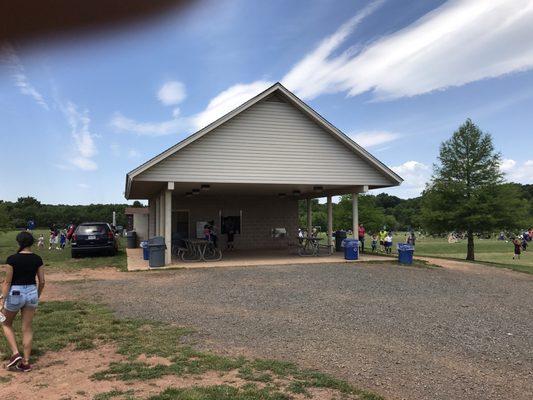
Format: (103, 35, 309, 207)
(358, 224, 366, 253)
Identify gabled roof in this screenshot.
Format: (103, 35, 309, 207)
(125, 82, 402, 198)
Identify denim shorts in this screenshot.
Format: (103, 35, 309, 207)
(4, 285, 39, 312)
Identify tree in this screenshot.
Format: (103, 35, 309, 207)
(421, 118, 527, 260)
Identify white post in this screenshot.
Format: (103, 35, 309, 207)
(112, 211, 116, 227)
(327, 195, 333, 251)
(155, 196, 160, 236)
(306, 198, 312, 236)
(352, 193, 358, 239)
(165, 189, 172, 264)
(159, 191, 165, 237)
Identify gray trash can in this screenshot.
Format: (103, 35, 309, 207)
(126, 231, 137, 249)
(148, 236, 166, 268)
(333, 230, 347, 252)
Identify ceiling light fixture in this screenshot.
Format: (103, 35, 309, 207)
(201, 184, 210, 191)
(192, 189, 200, 195)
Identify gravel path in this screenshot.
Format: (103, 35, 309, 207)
(74, 262, 533, 400)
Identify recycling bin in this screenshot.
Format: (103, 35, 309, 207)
(140, 241, 149, 260)
(342, 238, 359, 260)
(398, 243, 414, 265)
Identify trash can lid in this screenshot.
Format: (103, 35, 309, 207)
(148, 236, 165, 246)
(126, 230, 137, 237)
(341, 238, 359, 247)
(397, 243, 414, 251)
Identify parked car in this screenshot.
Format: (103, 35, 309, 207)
(71, 222, 118, 258)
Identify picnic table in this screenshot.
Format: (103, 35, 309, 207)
(298, 236, 326, 256)
(175, 239, 222, 262)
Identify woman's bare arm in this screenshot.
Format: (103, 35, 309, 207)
(37, 265, 45, 297)
(1, 265, 13, 306)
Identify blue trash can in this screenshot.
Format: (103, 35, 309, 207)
(140, 241, 149, 260)
(342, 238, 359, 260)
(398, 243, 414, 265)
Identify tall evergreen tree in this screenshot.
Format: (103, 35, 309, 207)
(421, 119, 526, 260)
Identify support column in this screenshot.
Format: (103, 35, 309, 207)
(352, 193, 358, 239)
(306, 198, 312, 236)
(327, 195, 333, 251)
(155, 196, 160, 236)
(159, 191, 165, 237)
(165, 189, 172, 264)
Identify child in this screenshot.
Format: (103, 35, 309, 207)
(48, 230, 55, 250)
(385, 233, 393, 254)
(59, 230, 67, 249)
(371, 234, 377, 253)
(37, 234, 45, 248)
(513, 238, 521, 260)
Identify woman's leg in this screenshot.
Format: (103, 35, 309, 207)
(20, 307, 36, 363)
(2, 309, 20, 355)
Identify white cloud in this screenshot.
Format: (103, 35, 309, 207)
(349, 130, 400, 148)
(0, 43, 49, 109)
(191, 80, 273, 129)
(61, 101, 98, 171)
(387, 160, 431, 198)
(501, 159, 533, 184)
(283, 0, 533, 100)
(172, 107, 181, 118)
(157, 81, 186, 105)
(110, 112, 191, 137)
(128, 149, 140, 158)
(77, 183, 90, 189)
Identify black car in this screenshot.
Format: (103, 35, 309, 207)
(71, 222, 118, 258)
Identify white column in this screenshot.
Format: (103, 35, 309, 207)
(352, 193, 358, 239)
(155, 196, 160, 236)
(159, 191, 165, 237)
(165, 189, 172, 264)
(306, 198, 312, 236)
(327, 195, 333, 250)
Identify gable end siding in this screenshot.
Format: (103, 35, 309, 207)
(136, 100, 394, 185)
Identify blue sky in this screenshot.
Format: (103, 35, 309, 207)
(1, 0, 533, 204)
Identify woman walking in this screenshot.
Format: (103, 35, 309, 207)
(2, 231, 45, 371)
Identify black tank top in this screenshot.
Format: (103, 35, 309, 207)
(5, 253, 43, 285)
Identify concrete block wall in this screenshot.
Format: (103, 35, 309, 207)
(172, 195, 299, 249)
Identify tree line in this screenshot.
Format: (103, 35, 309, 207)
(0, 196, 144, 230)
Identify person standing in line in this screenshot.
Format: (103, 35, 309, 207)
(379, 228, 387, 252)
(384, 232, 393, 254)
(371, 234, 378, 253)
(513, 237, 521, 260)
(358, 224, 366, 253)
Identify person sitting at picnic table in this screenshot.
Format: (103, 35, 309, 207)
(358, 224, 366, 253)
(203, 224, 211, 241)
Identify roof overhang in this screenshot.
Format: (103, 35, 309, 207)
(125, 82, 403, 199)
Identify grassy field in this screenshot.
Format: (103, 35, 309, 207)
(363, 232, 532, 274)
(0, 229, 127, 272)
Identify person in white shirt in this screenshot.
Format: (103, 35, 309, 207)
(384, 234, 393, 254)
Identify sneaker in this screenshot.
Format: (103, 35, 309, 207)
(16, 362, 32, 372)
(6, 353, 22, 368)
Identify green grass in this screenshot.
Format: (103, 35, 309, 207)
(0, 229, 127, 271)
(329, 231, 533, 274)
(409, 234, 533, 274)
(0, 301, 383, 400)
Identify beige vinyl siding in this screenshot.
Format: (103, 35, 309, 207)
(137, 99, 394, 185)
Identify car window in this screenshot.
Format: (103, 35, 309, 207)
(77, 225, 107, 234)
